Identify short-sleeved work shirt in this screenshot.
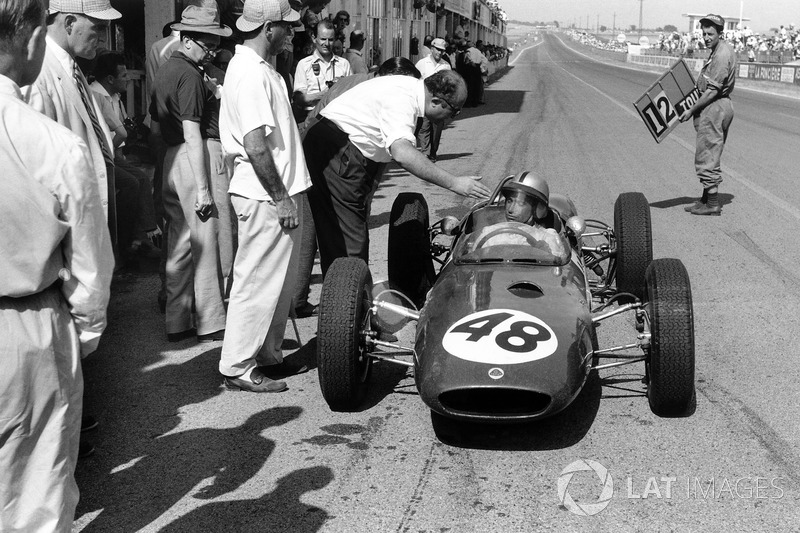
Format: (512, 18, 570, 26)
(293, 51, 352, 109)
(149, 51, 220, 146)
(320, 76, 426, 163)
(415, 55, 451, 79)
(699, 39, 736, 98)
(220, 45, 311, 201)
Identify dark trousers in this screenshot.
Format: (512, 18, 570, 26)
(304, 118, 381, 277)
(293, 192, 317, 308)
(415, 116, 444, 158)
(114, 169, 140, 253)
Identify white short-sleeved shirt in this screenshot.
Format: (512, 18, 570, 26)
(220, 45, 311, 201)
(293, 51, 352, 110)
(320, 76, 426, 163)
(415, 54, 452, 79)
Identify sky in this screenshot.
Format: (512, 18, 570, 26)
(499, 0, 797, 33)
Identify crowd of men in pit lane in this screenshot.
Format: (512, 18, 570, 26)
(1, 0, 502, 529)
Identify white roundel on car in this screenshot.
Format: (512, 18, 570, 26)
(442, 309, 558, 365)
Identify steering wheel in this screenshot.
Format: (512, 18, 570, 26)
(474, 226, 542, 250)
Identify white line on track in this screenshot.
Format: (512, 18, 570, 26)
(508, 41, 543, 67)
(543, 41, 800, 222)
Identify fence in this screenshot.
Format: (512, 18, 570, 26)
(640, 47, 795, 65)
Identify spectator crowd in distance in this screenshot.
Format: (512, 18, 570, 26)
(567, 22, 800, 63)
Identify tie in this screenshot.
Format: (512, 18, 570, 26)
(73, 63, 114, 165)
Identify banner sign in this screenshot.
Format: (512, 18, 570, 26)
(634, 59, 699, 143)
(737, 63, 800, 86)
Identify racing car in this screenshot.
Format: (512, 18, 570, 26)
(315, 173, 695, 423)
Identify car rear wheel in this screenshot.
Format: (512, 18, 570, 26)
(645, 258, 695, 417)
(317, 257, 373, 411)
(614, 192, 653, 301)
(388, 193, 435, 308)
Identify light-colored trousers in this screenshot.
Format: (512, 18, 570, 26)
(163, 140, 230, 336)
(693, 97, 734, 189)
(219, 193, 303, 377)
(0, 287, 82, 533)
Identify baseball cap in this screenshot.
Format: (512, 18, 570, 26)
(237, 0, 300, 32)
(431, 38, 446, 50)
(49, 0, 121, 20)
(699, 14, 725, 30)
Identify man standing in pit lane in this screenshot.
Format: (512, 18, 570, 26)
(679, 13, 736, 216)
(304, 69, 491, 276)
(292, 18, 351, 123)
(0, 0, 112, 528)
(218, 0, 311, 393)
(415, 37, 451, 162)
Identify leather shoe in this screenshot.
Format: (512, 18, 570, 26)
(167, 328, 196, 342)
(260, 359, 310, 378)
(81, 415, 98, 433)
(689, 204, 721, 216)
(294, 302, 318, 318)
(223, 369, 287, 393)
(684, 200, 705, 212)
(78, 440, 96, 459)
(198, 329, 225, 343)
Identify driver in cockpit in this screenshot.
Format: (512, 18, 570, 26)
(472, 171, 570, 261)
(502, 171, 552, 226)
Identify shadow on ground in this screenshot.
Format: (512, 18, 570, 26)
(650, 193, 735, 210)
(158, 466, 334, 533)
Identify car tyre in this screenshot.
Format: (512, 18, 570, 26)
(388, 193, 435, 308)
(317, 257, 373, 411)
(614, 192, 653, 301)
(645, 258, 695, 417)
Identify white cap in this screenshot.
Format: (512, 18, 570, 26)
(237, 0, 300, 32)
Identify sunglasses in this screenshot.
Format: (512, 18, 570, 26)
(437, 96, 461, 118)
(190, 38, 218, 58)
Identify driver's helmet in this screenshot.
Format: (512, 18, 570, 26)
(501, 171, 550, 212)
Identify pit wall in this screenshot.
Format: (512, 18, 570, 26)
(627, 51, 800, 86)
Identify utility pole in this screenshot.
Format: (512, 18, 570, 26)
(597, 13, 600, 36)
(638, 0, 644, 37)
(613, 12, 616, 34)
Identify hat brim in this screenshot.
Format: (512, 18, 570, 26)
(171, 22, 233, 37)
(50, 7, 122, 20)
(432, 45, 446, 51)
(699, 17, 724, 29)
(236, 7, 300, 32)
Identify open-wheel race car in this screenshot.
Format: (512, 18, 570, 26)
(315, 173, 695, 423)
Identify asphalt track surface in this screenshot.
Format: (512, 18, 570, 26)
(73, 34, 800, 532)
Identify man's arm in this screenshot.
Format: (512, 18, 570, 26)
(391, 138, 490, 199)
(182, 119, 214, 220)
(243, 126, 298, 228)
(293, 60, 324, 108)
(679, 86, 719, 122)
(293, 88, 325, 108)
(58, 140, 113, 357)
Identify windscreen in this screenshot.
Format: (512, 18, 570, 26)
(454, 221, 571, 266)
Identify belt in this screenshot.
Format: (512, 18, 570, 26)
(0, 279, 62, 304)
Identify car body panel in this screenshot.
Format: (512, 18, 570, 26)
(414, 243, 596, 422)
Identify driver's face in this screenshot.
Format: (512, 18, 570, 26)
(505, 191, 535, 224)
